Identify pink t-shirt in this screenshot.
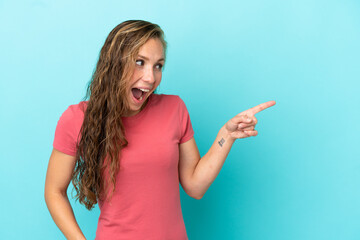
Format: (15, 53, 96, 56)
(53, 94, 194, 240)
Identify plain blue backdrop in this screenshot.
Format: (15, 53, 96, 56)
(1, 0, 359, 239)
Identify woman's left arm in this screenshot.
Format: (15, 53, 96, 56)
(178, 101, 276, 199)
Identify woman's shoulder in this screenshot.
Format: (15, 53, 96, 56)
(152, 93, 183, 104)
(59, 100, 88, 121)
(149, 94, 189, 116)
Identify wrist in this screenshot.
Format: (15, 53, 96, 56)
(220, 125, 236, 145)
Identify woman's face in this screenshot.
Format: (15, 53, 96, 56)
(124, 38, 165, 117)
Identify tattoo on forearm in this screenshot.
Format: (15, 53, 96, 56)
(218, 138, 225, 147)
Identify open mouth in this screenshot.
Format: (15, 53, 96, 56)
(131, 88, 150, 101)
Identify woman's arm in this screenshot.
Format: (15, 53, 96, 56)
(44, 148, 86, 240)
(178, 101, 276, 199)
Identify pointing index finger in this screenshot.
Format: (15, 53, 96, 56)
(247, 100, 276, 115)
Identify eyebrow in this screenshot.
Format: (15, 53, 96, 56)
(138, 55, 165, 62)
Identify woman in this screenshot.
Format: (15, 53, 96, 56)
(44, 20, 275, 240)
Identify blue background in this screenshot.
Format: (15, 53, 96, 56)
(1, 0, 359, 239)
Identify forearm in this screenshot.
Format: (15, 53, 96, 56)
(45, 191, 86, 240)
(191, 125, 235, 198)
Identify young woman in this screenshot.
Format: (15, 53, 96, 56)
(44, 20, 275, 240)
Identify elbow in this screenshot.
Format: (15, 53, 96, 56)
(44, 186, 67, 207)
(44, 188, 52, 207)
(181, 178, 206, 200)
(188, 190, 204, 200)
(183, 188, 204, 200)
(44, 186, 49, 204)
(192, 194, 203, 200)
(186, 183, 206, 200)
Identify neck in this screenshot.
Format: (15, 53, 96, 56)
(123, 97, 150, 117)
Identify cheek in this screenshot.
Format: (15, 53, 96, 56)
(156, 72, 162, 82)
(129, 71, 140, 85)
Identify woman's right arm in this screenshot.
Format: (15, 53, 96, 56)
(44, 148, 86, 240)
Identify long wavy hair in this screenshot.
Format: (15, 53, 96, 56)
(72, 20, 167, 210)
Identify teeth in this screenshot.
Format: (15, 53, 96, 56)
(139, 88, 150, 92)
(139, 96, 143, 101)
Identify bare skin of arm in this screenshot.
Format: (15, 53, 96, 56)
(44, 148, 86, 240)
(179, 101, 276, 199)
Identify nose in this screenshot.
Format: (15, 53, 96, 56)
(142, 66, 155, 84)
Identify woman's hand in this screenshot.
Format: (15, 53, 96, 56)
(225, 101, 276, 140)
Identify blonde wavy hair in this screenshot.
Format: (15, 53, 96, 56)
(72, 20, 167, 210)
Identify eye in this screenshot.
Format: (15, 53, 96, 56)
(135, 59, 144, 66)
(155, 63, 163, 70)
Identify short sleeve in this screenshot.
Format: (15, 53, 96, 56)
(178, 97, 194, 144)
(53, 105, 78, 156)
